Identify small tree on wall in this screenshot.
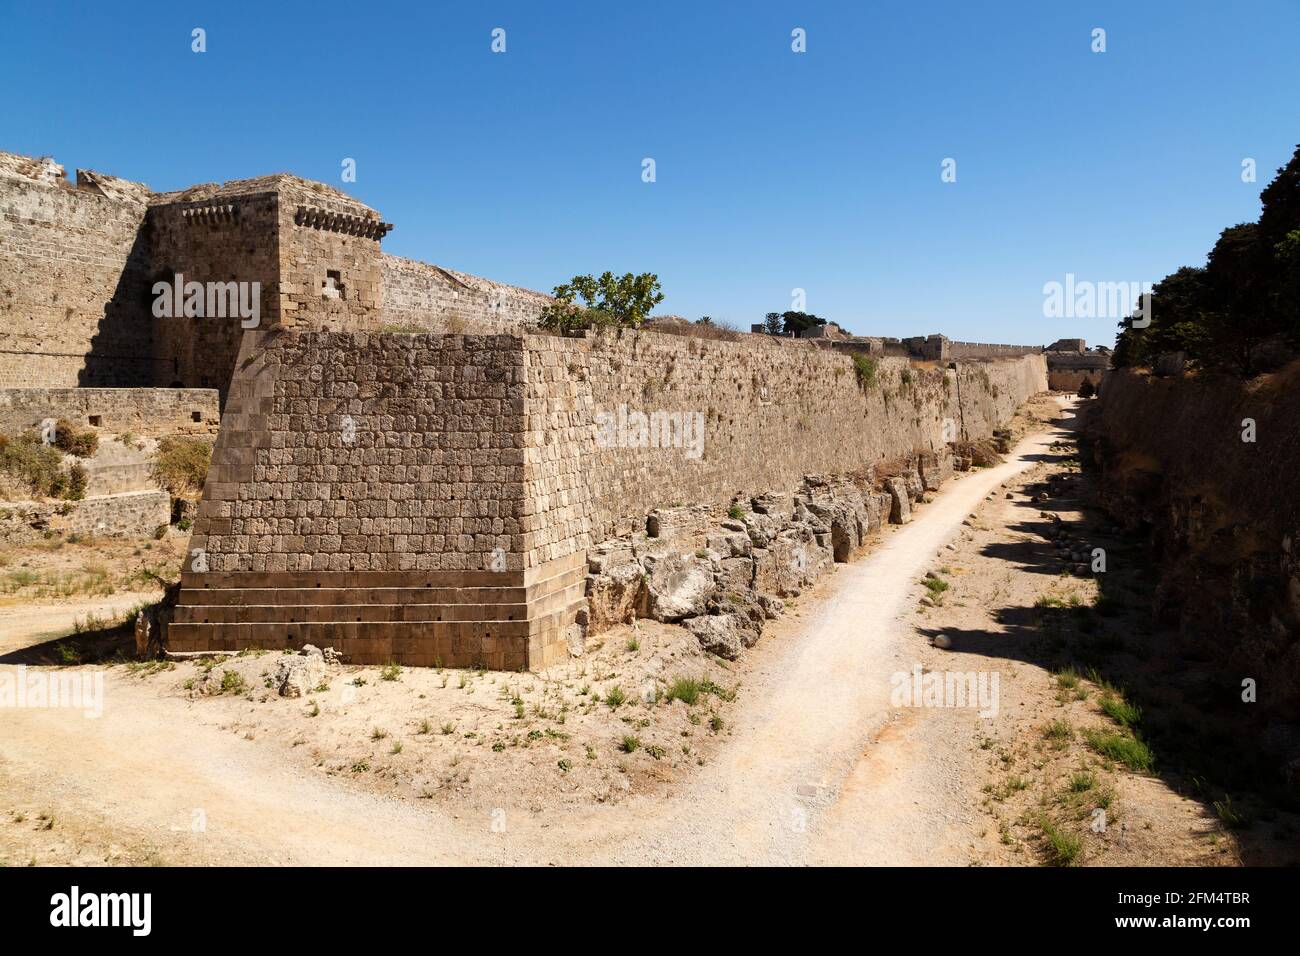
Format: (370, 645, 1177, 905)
(1078, 378, 1096, 399)
(780, 311, 827, 337)
(762, 312, 784, 335)
(538, 272, 665, 333)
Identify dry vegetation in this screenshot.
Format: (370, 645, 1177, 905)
(113, 618, 744, 815)
(911, 407, 1299, 866)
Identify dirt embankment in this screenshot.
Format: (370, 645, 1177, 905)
(1089, 364, 1300, 801)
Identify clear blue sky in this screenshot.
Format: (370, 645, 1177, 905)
(3, 1, 1297, 346)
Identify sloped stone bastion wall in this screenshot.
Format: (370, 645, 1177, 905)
(170, 328, 1045, 668)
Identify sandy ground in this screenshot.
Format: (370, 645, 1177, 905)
(0, 535, 180, 655)
(0, 400, 1277, 866)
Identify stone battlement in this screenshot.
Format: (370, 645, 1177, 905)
(0, 150, 549, 399)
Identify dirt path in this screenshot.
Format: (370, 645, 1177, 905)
(0, 591, 158, 657)
(1, 411, 1074, 866)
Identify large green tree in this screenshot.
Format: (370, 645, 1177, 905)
(1115, 144, 1300, 375)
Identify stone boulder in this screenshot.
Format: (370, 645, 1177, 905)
(586, 559, 648, 629)
(645, 553, 715, 622)
(886, 477, 912, 524)
(274, 645, 328, 698)
(685, 613, 748, 660)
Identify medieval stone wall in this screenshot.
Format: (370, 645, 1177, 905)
(380, 255, 551, 333)
(948, 340, 1044, 359)
(0, 155, 153, 388)
(189, 330, 529, 575)
(185, 329, 1043, 577)
(0, 387, 219, 438)
(146, 196, 281, 395)
(0, 490, 170, 546)
(522, 331, 1048, 557)
(277, 181, 387, 332)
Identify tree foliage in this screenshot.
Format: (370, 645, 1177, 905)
(538, 272, 665, 334)
(1114, 144, 1300, 375)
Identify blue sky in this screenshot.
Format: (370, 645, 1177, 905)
(2, 1, 1297, 345)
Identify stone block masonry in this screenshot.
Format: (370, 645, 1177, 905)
(0, 149, 540, 402)
(0, 388, 219, 438)
(0, 490, 170, 546)
(170, 327, 1046, 668)
(0, 154, 153, 388)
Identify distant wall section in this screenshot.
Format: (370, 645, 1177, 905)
(380, 255, 551, 333)
(0, 156, 153, 388)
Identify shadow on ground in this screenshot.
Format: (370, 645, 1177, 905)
(920, 407, 1299, 865)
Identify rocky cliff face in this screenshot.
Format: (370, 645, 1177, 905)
(1089, 366, 1300, 764)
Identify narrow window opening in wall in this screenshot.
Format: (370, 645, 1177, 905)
(88, 415, 102, 427)
(191, 411, 202, 423)
(322, 270, 345, 300)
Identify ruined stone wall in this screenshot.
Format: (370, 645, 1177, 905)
(0, 155, 154, 388)
(380, 255, 551, 333)
(522, 331, 1048, 554)
(0, 387, 219, 437)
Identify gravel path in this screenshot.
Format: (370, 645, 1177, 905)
(0, 419, 1063, 866)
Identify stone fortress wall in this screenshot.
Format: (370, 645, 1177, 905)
(0, 153, 154, 388)
(0, 150, 548, 399)
(524, 331, 1047, 557)
(0, 387, 219, 437)
(170, 324, 1045, 668)
(0, 148, 1057, 669)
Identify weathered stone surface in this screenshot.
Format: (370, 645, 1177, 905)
(707, 530, 752, 558)
(645, 553, 714, 622)
(886, 477, 912, 524)
(275, 646, 327, 698)
(647, 505, 710, 541)
(587, 541, 636, 574)
(685, 613, 747, 660)
(586, 560, 647, 629)
(715, 555, 755, 599)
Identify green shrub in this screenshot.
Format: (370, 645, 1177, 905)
(53, 419, 98, 457)
(66, 463, 88, 501)
(150, 437, 212, 495)
(1083, 729, 1154, 772)
(1040, 819, 1082, 866)
(665, 677, 703, 706)
(603, 685, 627, 709)
(0, 432, 70, 498)
(1099, 694, 1141, 728)
(852, 353, 878, 390)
